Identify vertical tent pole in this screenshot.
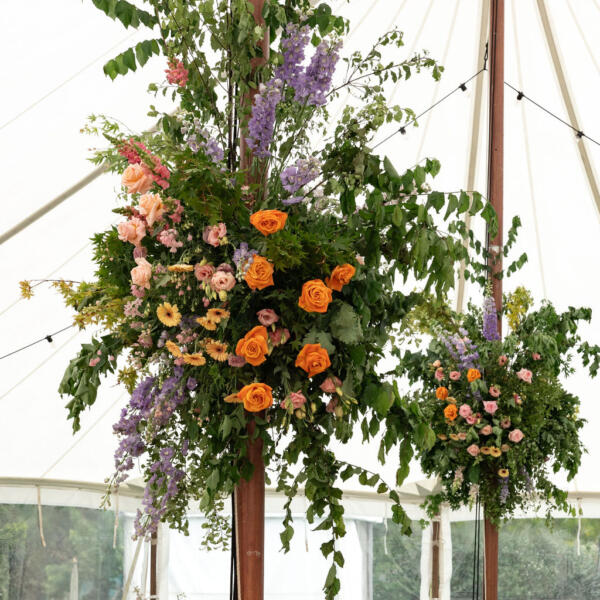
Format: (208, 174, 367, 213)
(484, 0, 504, 599)
(431, 518, 441, 599)
(150, 531, 157, 598)
(235, 1, 269, 599)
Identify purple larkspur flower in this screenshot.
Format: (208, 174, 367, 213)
(280, 156, 320, 194)
(275, 23, 311, 87)
(294, 41, 341, 106)
(482, 295, 500, 341)
(245, 79, 283, 158)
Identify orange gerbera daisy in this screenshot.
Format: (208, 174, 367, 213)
(157, 302, 182, 327)
(183, 353, 206, 366)
(197, 316, 217, 331)
(165, 340, 182, 357)
(206, 340, 229, 362)
(206, 308, 230, 323)
(168, 264, 194, 272)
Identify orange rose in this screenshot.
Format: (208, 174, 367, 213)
(467, 368, 481, 382)
(295, 343, 331, 377)
(249, 210, 288, 236)
(444, 404, 458, 421)
(244, 255, 274, 290)
(235, 325, 269, 366)
(436, 386, 449, 400)
(325, 264, 356, 292)
(237, 383, 273, 412)
(298, 279, 333, 313)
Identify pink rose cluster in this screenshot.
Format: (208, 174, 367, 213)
(194, 262, 236, 293)
(203, 223, 227, 247)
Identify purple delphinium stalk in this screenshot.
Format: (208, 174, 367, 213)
(245, 79, 283, 158)
(233, 242, 258, 275)
(275, 23, 311, 88)
(294, 40, 342, 106)
(499, 477, 509, 504)
(482, 295, 500, 341)
(280, 156, 320, 194)
(440, 330, 480, 370)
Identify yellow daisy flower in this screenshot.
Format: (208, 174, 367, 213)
(197, 316, 217, 331)
(157, 302, 182, 327)
(490, 447, 502, 457)
(449, 433, 459, 441)
(165, 340, 182, 357)
(168, 264, 194, 272)
(206, 340, 229, 362)
(183, 353, 206, 366)
(224, 392, 242, 403)
(480, 446, 491, 455)
(498, 469, 509, 478)
(437, 434, 448, 441)
(206, 308, 230, 323)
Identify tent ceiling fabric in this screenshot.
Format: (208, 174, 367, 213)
(1, 1, 599, 499)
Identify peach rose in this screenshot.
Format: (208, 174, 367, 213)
(325, 264, 356, 292)
(249, 210, 288, 236)
(131, 257, 152, 289)
(138, 193, 165, 226)
(480, 425, 493, 435)
(118, 217, 146, 246)
(203, 223, 227, 247)
(508, 429, 524, 443)
(235, 325, 269, 366)
(210, 271, 236, 291)
(244, 256, 274, 290)
(194, 263, 215, 282)
(449, 371, 461, 381)
(298, 279, 332, 313)
(237, 383, 273, 412)
(257, 309, 279, 326)
(121, 163, 153, 194)
(517, 368, 533, 383)
(295, 343, 331, 378)
(467, 444, 480, 457)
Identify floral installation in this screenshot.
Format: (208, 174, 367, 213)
(400, 287, 600, 524)
(20, 2, 510, 597)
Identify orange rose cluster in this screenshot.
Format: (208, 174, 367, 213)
(298, 264, 356, 314)
(325, 264, 356, 292)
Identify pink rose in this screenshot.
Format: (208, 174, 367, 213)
(88, 357, 100, 367)
(483, 401, 498, 415)
(467, 444, 480, 457)
(257, 309, 279, 326)
(228, 355, 246, 367)
(217, 263, 234, 274)
(508, 429, 524, 443)
(138, 193, 165, 226)
(466, 414, 478, 425)
(480, 425, 493, 435)
(194, 263, 215, 282)
(457, 432, 467, 441)
(203, 223, 227, 247)
(517, 368, 532, 383)
(498, 355, 508, 366)
(210, 271, 236, 291)
(269, 328, 290, 346)
(500, 417, 511, 429)
(320, 376, 342, 394)
(121, 163, 153, 194)
(118, 218, 146, 246)
(131, 257, 152, 289)
(449, 371, 461, 381)
(288, 391, 307, 409)
(459, 404, 473, 419)
(434, 367, 444, 381)
(489, 385, 500, 398)
(532, 353, 541, 361)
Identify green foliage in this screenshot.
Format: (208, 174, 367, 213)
(103, 39, 161, 80)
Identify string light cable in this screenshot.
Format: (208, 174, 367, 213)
(0, 324, 76, 361)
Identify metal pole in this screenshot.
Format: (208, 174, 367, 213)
(484, 0, 504, 599)
(235, 2, 268, 599)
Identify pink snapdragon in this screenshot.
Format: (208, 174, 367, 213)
(89, 357, 100, 367)
(157, 228, 183, 253)
(166, 59, 189, 87)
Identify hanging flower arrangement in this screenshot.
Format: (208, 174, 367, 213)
(401, 287, 600, 523)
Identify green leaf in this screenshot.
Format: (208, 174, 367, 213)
(384, 156, 400, 180)
(392, 204, 403, 227)
(302, 329, 335, 355)
(330, 303, 363, 344)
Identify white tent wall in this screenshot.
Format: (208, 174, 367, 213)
(1, 0, 600, 598)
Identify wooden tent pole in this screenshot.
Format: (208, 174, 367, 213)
(484, 0, 504, 599)
(150, 531, 157, 598)
(235, 1, 269, 599)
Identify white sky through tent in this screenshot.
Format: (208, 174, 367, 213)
(0, 0, 599, 499)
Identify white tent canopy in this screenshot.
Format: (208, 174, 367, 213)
(1, 0, 599, 597)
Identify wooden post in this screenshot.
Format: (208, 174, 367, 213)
(150, 531, 157, 598)
(431, 519, 441, 599)
(484, 1, 504, 599)
(235, 1, 269, 599)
